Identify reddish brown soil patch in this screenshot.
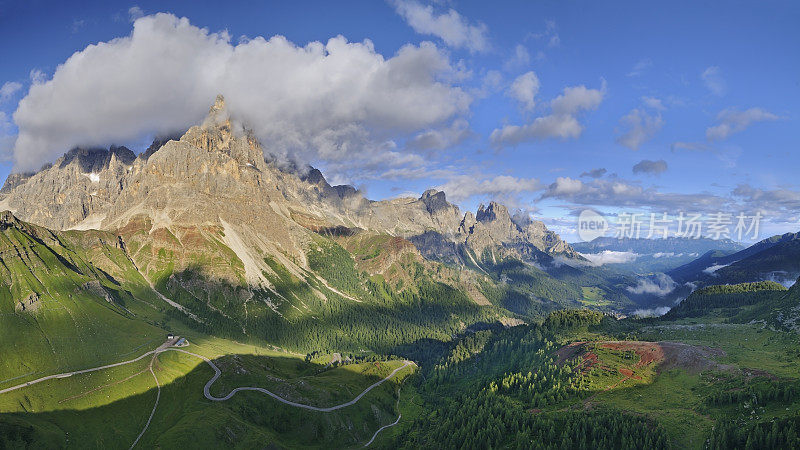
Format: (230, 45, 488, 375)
(556, 340, 734, 374)
(580, 352, 599, 370)
(554, 341, 587, 366)
(599, 341, 665, 368)
(554, 342, 607, 374)
(617, 368, 642, 380)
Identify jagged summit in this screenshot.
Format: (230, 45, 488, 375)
(58, 146, 136, 172)
(420, 189, 451, 215)
(0, 96, 580, 276)
(476, 201, 509, 223)
(210, 94, 226, 113)
(0, 172, 34, 194)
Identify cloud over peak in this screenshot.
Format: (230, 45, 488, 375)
(437, 174, 542, 203)
(9, 12, 471, 173)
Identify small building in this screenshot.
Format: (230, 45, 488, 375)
(167, 333, 174, 340)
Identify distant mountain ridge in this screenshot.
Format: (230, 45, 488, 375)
(571, 236, 744, 274)
(571, 236, 743, 254)
(668, 231, 800, 287)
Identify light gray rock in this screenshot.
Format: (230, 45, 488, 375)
(1, 95, 579, 272)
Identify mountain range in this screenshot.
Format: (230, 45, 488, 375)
(571, 236, 745, 274)
(0, 96, 639, 353)
(2, 96, 800, 449)
(668, 231, 800, 287)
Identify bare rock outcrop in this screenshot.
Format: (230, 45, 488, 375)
(0, 95, 579, 281)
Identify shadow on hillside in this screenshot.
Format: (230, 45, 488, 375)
(153, 267, 499, 356)
(0, 352, 405, 449)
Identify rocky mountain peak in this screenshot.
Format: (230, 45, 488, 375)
(332, 185, 358, 199)
(420, 189, 449, 215)
(175, 95, 267, 170)
(303, 168, 329, 187)
(450, 200, 581, 264)
(210, 94, 226, 114)
(0, 210, 20, 228)
(459, 211, 477, 234)
(140, 134, 183, 160)
(476, 201, 511, 224)
(58, 146, 136, 173)
(0, 95, 580, 276)
(0, 172, 34, 194)
(204, 94, 230, 131)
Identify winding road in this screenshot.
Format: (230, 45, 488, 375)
(364, 413, 401, 447)
(0, 338, 413, 447)
(171, 347, 413, 410)
(0, 339, 176, 396)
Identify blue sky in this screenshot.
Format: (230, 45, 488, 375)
(1, 0, 798, 241)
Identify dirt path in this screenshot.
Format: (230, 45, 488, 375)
(0, 339, 175, 395)
(130, 353, 161, 449)
(364, 386, 403, 447)
(0, 338, 414, 447)
(364, 413, 401, 447)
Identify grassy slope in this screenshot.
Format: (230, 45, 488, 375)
(565, 290, 800, 448)
(0, 220, 432, 448)
(0, 336, 415, 449)
(0, 220, 163, 386)
(6, 211, 797, 448)
(386, 290, 800, 449)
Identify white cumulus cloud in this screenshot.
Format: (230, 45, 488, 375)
(437, 174, 542, 203)
(616, 108, 664, 150)
(490, 82, 605, 147)
(392, 0, 489, 53)
(579, 250, 639, 266)
(9, 13, 471, 174)
(706, 107, 779, 141)
(626, 273, 677, 297)
(548, 177, 583, 195)
(508, 71, 540, 111)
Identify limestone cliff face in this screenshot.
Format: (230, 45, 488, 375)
(0, 95, 579, 281)
(0, 172, 34, 194)
(454, 201, 579, 265)
(0, 146, 135, 230)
